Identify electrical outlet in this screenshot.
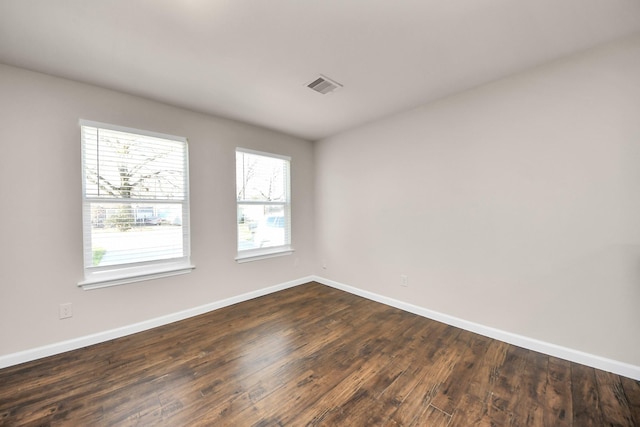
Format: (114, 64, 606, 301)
(400, 275, 408, 287)
(322, 260, 327, 269)
(59, 303, 73, 319)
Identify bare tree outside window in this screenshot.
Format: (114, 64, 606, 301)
(84, 131, 183, 232)
(236, 154, 285, 204)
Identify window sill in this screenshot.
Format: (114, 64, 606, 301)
(79, 263, 195, 290)
(235, 247, 294, 263)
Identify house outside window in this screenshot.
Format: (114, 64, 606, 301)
(236, 148, 292, 262)
(79, 120, 193, 289)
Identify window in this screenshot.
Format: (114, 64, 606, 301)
(236, 148, 292, 261)
(79, 120, 193, 289)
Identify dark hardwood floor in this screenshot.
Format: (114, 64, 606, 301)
(1, 282, 638, 426)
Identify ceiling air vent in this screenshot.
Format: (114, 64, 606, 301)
(306, 74, 343, 94)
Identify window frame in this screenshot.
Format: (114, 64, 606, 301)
(78, 119, 194, 290)
(235, 148, 293, 263)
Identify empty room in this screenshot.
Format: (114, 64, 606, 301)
(1, 1, 640, 425)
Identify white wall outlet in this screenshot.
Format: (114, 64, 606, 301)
(400, 275, 408, 287)
(322, 260, 327, 269)
(59, 303, 73, 319)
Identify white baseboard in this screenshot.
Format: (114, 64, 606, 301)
(311, 275, 640, 381)
(0, 276, 314, 370)
(3, 274, 639, 381)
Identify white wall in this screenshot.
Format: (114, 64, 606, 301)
(0, 64, 315, 356)
(315, 34, 640, 367)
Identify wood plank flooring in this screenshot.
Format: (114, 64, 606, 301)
(0, 282, 638, 426)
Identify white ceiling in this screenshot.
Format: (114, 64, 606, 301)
(1, 1, 640, 141)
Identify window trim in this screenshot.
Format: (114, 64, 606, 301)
(78, 119, 194, 289)
(235, 148, 293, 262)
(235, 247, 295, 263)
(78, 262, 195, 290)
